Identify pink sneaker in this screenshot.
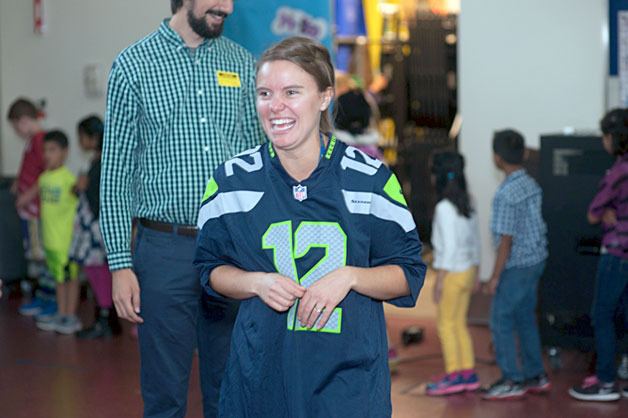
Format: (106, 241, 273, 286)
(461, 371, 481, 391)
(426, 373, 467, 396)
(388, 347, 399, 374)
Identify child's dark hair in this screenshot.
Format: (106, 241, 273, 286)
(600, 108, 628, 156)
(7, 98, 39, 121)
(431, 151, 472, 218)
(44, 130, 69, 149)
(493, 129, 525, 165)
(78, 115, 104, 151)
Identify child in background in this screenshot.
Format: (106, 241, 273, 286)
(569, 108, 628, 401)
(334, 72, 383, 160)
(483, 129, 550, 400)
(70, 115, 121, 338)
(425, 151, 481, 395)
(8, 98, 55, 317)
(20, 130, 80, 334)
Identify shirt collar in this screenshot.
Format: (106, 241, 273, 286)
(158, 18, 214, 49)
(504, 168, 525, 183)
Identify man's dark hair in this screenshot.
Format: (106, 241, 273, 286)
(171, 0, 183, 13)
(7, 98, 38, 121)
(493, 129, 525, 165)
(43, 130, 69, 149)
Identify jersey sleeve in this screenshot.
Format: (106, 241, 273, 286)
(369, 169, 426, 307)
(194, 168, 238, 298)
(194, 145, 267, 296)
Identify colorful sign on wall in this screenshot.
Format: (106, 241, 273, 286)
(223, 0, 333, 58)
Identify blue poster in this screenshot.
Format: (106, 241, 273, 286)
(610, 0, 628, 75)
(224, 0, 333, 58)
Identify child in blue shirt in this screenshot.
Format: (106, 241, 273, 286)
(483, 129, 550, 400)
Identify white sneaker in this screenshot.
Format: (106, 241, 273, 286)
(56, 315, 82, 335)
(36, 314, 61, 332)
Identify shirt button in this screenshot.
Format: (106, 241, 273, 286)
(197, 89, 204, 96)
(200, 117, 207, 123)
(204, 146, 210, 152)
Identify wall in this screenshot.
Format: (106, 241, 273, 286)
(0, 0, 168, 175)
(459, 0, 607, 276)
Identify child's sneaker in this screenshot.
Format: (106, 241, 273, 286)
(461, 371, 481, 391)
(18, 298, 45, 316)
(525, 373, 551, 394)
(426, 373, 466, 396)
(568, 376, 620, 401)
(481, 378, 526, 400)
(56, 315, 82, 335)
(34, 301, 58, 321)
(36, 314, 62, 332)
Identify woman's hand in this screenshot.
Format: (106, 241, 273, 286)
(256, 273, 305, 312)
(297, 266, 355, 329)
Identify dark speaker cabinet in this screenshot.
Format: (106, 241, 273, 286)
(539, 135, 626, 352)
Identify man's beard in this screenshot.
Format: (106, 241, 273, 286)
(187, 8, 227, 39)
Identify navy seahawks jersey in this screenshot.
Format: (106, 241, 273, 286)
(194, 137, 425, 418)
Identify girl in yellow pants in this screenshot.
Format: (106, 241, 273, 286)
(427, 151, 481, 396)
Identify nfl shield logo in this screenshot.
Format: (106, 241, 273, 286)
(293, 184, 308, 202)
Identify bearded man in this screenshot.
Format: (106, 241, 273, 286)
(100, 1, 263, 416)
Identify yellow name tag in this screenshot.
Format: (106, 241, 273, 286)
(216, 71, 241, 88)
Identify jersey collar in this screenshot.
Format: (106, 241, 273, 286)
(267, 135, 338, 186)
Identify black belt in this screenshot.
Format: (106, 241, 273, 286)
(139, 218, 198, 237)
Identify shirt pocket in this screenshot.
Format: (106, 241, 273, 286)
(206, 69, 245, 141)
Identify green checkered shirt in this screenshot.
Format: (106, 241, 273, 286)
(101, 19, 264, 271)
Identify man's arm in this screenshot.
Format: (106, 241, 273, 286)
(100, 59, 143, 323)
(100, 60, 140, 271)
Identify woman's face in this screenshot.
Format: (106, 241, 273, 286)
(256, 60, 332, 153)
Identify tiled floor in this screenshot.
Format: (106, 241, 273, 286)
(1, 286, 627, 417)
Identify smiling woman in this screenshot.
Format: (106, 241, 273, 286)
(255, 60, 333, 178)
(194, 36, 426, 418)
(255, 37, 335, 181)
